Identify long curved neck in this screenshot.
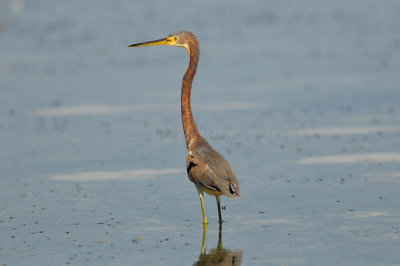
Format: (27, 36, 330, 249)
(181, 42, 200, 148)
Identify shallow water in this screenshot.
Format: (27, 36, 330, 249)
(1, 0, 400, 265)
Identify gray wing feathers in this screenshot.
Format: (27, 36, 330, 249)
(189, 138, 241, 198)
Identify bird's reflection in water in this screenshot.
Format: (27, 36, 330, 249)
(194, 223, 243, 266)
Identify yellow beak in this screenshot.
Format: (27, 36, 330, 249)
(128, 37, 172, 48)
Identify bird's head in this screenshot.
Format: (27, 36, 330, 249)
(128, 31, 198, 53)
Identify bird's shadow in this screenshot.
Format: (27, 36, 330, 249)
(193, 223, 243, 266)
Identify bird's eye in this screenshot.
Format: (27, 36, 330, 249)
(174, 37, 178, 40)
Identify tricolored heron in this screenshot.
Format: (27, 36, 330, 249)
(129, 31, 241, 224)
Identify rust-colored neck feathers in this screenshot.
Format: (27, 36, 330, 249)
(181, 35, 201, 147)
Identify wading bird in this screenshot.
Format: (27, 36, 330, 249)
(129, 31, 241, 224)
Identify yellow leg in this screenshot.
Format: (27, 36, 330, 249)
(201, 222, 208, 255)
(198, 191, 208, 224)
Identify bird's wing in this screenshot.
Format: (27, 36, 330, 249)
(188, 138, 241, 198)
(186, 157, 222, 193)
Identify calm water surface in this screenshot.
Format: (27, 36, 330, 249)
(1, 1, 400, 265)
